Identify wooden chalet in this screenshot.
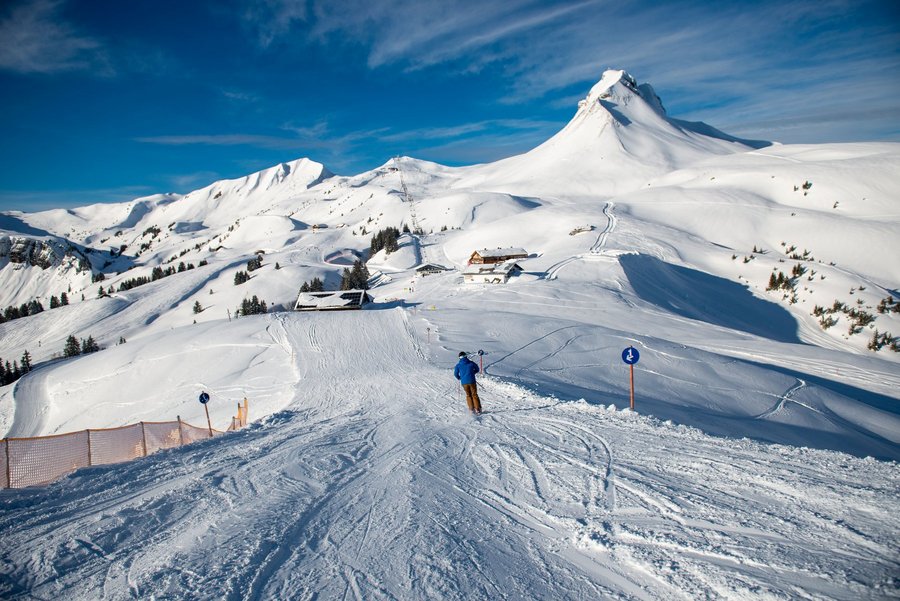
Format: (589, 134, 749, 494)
(295, 289, 372, 311)
(468, 247, 528, 265)
(462, 260, 523, 284)
(416, 263, 450, 276)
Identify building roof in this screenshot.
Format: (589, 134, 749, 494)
(462, 260, 522, 276)
(416, 263, 449, 273)
(295, 290, 371, 310)
(472, 247, 528, 259)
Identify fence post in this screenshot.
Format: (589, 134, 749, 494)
(177, 416, 185, 446)
(86, 429, 93, 466)
(140, 422, 148, 456)
(244, 398, 249, 426)
(5, 439, 10, 489)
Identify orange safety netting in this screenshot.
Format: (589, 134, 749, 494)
(2, 398, 249, 489)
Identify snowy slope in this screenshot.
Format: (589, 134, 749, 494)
(1, 310, 897, 600)
(1, 68, 899, 599)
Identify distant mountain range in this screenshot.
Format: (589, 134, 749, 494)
(2, 69, 898, 365)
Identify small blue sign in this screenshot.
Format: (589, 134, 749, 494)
(622, 347, 640, 365)
(199, 391, 210, 404)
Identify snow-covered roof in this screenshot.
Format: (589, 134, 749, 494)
(295, 290, 371, 311)
(472, 247, 527, 259)
(416, 263, 449, 273)
(462, 260, 522, 276)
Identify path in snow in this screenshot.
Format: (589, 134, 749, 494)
(546, 201, 618, 280)
(1, 309, 897, 600)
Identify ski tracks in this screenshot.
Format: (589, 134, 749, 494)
(754, 378, 809, 420)
(546, 201, 617, 280)
(3, 310, 898, 600)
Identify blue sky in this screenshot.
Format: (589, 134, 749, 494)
(0, 0, 898, 212)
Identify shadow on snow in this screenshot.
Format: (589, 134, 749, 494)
(619, 254, 800, 344)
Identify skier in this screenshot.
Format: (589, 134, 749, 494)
(454, 351, 482, 414)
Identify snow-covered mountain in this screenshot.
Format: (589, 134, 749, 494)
(460, 69, 768, 196)
(1, 69, 898, 599)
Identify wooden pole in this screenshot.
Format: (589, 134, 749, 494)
(86, 429, 93, 466)
(140, 422, 148, 457)
(205, 404, 213, 438)
(629, 364, 635, 411)
(177, 416, 185, 446)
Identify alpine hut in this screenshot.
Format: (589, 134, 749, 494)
(295, 289, 372, 311)
(462, 260, 523, 284)
(468, 247, 528, 265)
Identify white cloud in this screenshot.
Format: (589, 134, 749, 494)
(241, 0, 900, 143)
(0, 0, 111, 75)
(0, 185, 153, 212)
(136, 134, 308, 150)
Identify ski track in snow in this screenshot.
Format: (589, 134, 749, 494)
(1, 310, 898, 600)
(546, 201, 617, 280)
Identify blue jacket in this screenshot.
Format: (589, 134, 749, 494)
(454, 356, 479, 384)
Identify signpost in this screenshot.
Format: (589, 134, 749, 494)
(477, 349, 484, 371)
(199, 391, 213, 437)
(621, 346, 640, 411)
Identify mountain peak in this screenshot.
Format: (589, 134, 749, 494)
(578, 69, 665, 117)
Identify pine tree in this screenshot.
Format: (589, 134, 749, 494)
(0, 359, 6, 385)
(50, 295, 60, 309)
(193, 301, 203, 314)
(299, 282, 310, 293)
(385, 234, 399, 253)
(247, 255, 263, 272)
(82, 336, 99, 354)
(20, 350, 32, 373)
(348, 260, 370, 290)
(310, 277, 324, 292)
(64, 335, 81, 357)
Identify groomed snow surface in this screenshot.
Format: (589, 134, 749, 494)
(1, 310, 897, 600)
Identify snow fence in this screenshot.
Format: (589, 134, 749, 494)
(1, 399, 249, 489)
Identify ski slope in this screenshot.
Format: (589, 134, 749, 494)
(1, 309, 897, 600)
(2, 68, 899, 599)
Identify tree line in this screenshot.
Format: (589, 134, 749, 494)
(115, 261, 197, 294)
(0, 350, 32, 386)
(1, 293, 69, 325)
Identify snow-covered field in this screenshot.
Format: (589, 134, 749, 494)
(2, 310, 898, 599)
(1, 70, 898, 599)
